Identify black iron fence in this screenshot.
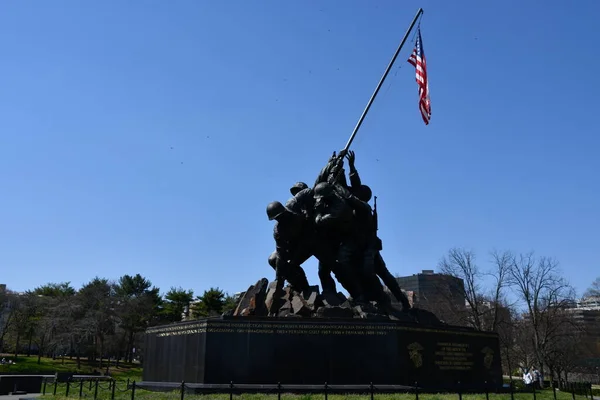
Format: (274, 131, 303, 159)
(40, 377, 598, 400)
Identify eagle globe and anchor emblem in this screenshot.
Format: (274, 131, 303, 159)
(482, 346, 495, 369)
(407, 342, 424, 368)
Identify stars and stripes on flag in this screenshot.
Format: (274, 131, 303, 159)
(407, 27, 431, 125)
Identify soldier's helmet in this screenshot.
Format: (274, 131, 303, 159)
(313, 182, 334, 199)
(266, 201, 287, 220)
(290, 182, 308, 196)
(357, 185, 373, 202)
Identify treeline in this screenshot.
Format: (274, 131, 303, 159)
(430, 248, 600, 384)
(0, 274, 237, 368)
(1, 254, 599, 383)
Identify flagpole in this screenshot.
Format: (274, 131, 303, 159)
(342, 7, 423, 152)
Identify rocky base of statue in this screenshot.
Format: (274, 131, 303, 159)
(229, 278, 443, 325)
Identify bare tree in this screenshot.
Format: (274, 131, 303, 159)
(543, 309, 588, 387)
(26, 294, 58, 364)
(487, 250, 512, 331)
(437, 248, 510, 332)
(0, 288, 17, 352)
(438, 248, 481, 328)
(511, 316, 537, 372)
(583, 277, 600, 298)
(495, 300, 520, 379)
(508, 252, 577, 386)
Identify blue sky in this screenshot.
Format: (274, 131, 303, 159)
(1, 1, 598, 300)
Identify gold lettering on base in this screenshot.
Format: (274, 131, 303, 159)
(434, 342, 474, 371)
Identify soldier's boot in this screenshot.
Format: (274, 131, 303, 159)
(317, 261, 337, 295)
(287, 265, 310, 294)
(269, 280, 286, 316)
(267, 260, 288, 316)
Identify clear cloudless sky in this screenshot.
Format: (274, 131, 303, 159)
(1, 1, 599, 299)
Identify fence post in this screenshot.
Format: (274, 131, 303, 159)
(229, 381, 233, 400)
(89, 380, 93, 391)
(94, 380, 99, 400)
(278, 382, 281, 400)
(370, 382, 374, 400)
(111, 379, 116, 400)
(414, 381, 419, 400)
(79, 380, 83, 398)
(43, 379, 47, 395)
(485, 381, 489, 400)
(587, 382, 591, 399)
(180, 381, 185, 400)
(510, 380, 515, 400)
(324, 381, 328, 400)
(131, 381, 136, 400)
(53, 379, 58, 395)
(66, 380, 71, 397)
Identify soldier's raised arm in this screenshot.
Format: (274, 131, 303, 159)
(345, 150, 362, 189)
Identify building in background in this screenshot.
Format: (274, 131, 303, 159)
(395, 269, 466, 310)
(392, 270, 467, 325)
(565, 296, 600, 368)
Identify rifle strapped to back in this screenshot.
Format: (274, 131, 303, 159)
(373, 196, 382, 251)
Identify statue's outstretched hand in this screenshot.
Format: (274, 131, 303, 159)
(345, 150, 355, 166)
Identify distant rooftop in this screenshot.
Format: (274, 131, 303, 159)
(565, 296, 600, 310)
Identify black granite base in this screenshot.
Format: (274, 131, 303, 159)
(143, 317, 502, 390)
(0, 375, 44, 395)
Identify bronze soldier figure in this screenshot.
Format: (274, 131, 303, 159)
(313, 182, 365, 300)
(285, 182, 315, 220)
(347, 151, 411, 311)
(266, 201, 311, 300)
(265, 149, 410, 313)
(339, 184, 392, 306)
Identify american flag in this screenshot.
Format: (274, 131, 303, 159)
(407, 28, 431, 125)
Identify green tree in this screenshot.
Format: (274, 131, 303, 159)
(32, 282, 76, 297)
(115, 274, 162, 362)
(162, 287, 194, 323)
(192, 288, 226, 318)
(78, 277, 117, 369)
(223, 294, 238, 315)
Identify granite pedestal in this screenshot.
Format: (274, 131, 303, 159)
(143, 317, 502, 390)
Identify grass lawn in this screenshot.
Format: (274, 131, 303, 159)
(4, 357, 593, 400)
(39, 385, 590, 400)
(0, 355, 142, 381)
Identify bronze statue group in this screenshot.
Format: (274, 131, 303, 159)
(266, 150, 411, 316)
